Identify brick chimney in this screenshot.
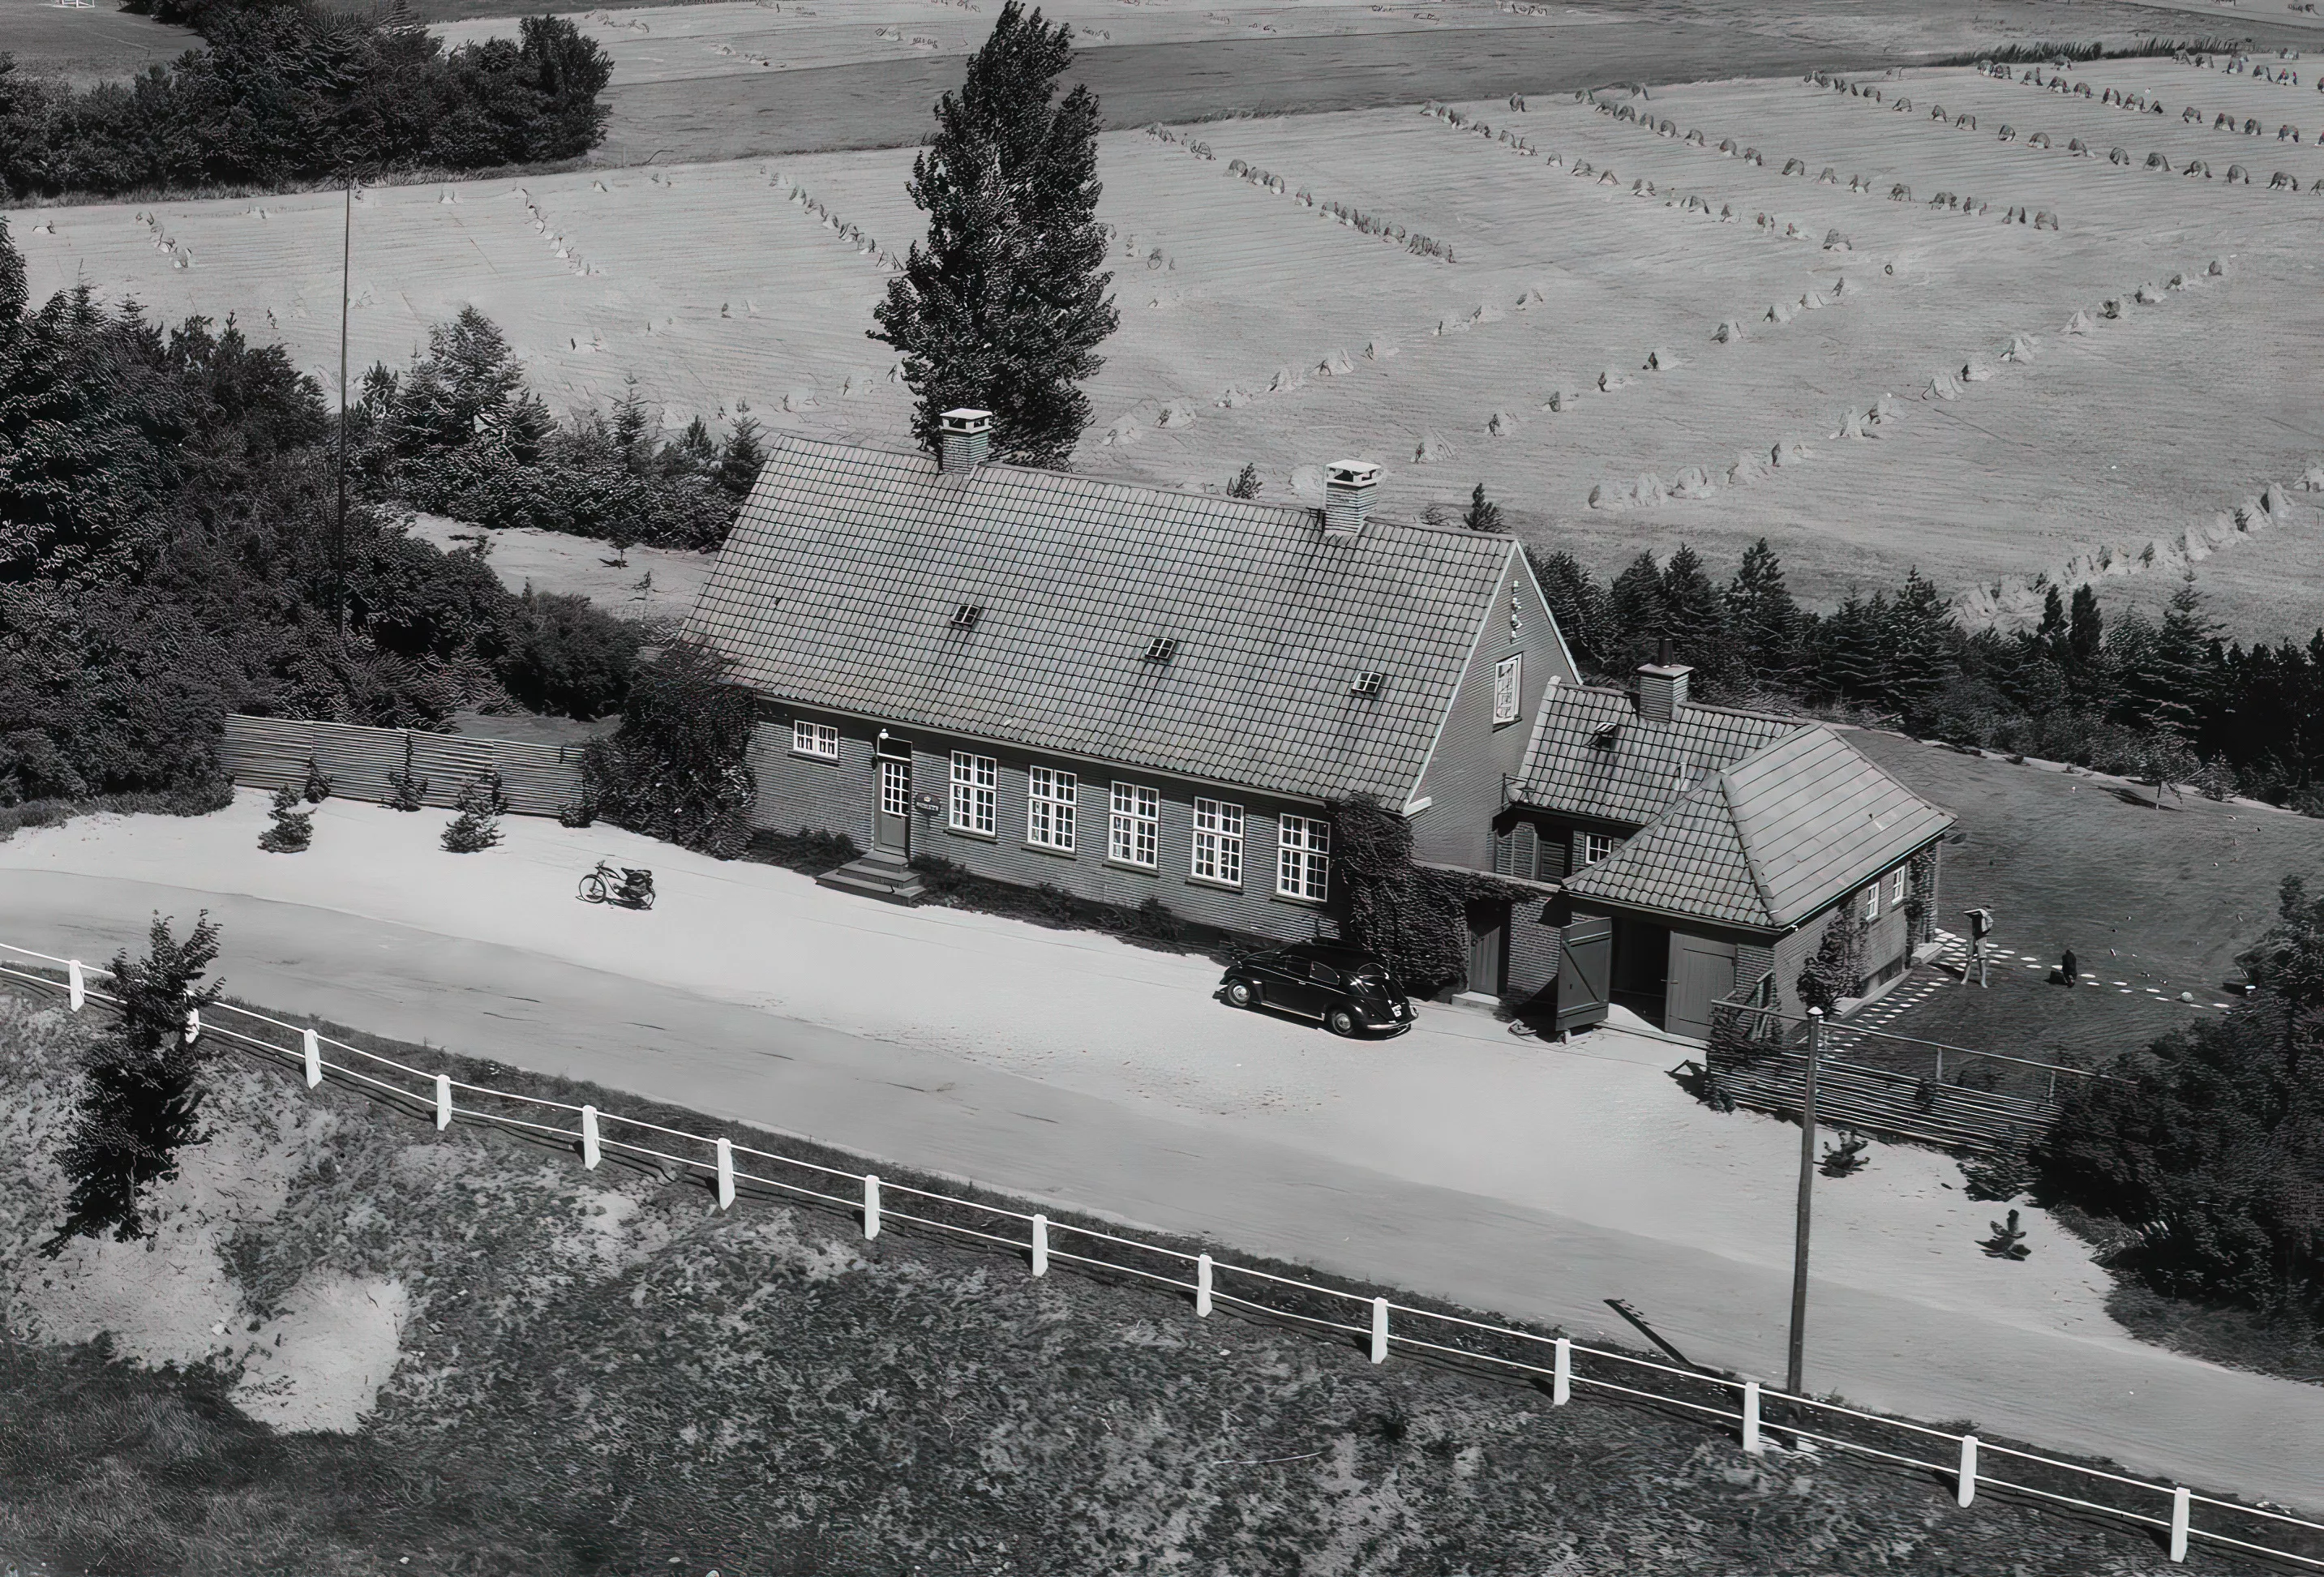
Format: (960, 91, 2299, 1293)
(939, 408, 991, 474)
(1634, 662, 1691, 722)
(1323, 459, 1379, 540)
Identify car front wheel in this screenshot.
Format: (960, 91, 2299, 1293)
(1326, 1004, 1361, 1037)
(1226, 979, 1258, 1009)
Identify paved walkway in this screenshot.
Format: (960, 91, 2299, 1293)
(2, 798, 2318, 1510)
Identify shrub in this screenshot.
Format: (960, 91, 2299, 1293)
(43, 914, 225, 1255)
(748, 827, 862, 873)
(256, 782, 313, 852)
(496, 589, 643, 718)
(582, 640, 757, 857)
(1797, 915, 1866, 1013)
(386, 737, 430, 811)
(301, 756, 332, 803)
(440, 773, 505, 852)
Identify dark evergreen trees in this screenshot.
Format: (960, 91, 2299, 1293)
(582, 640, 760, 856)
(872, 1, 1117, 467)
(1527, 548, 1614, 674)
(43, 914, 225, 1255)
(1724, 538, 1803, 686)
(1462, 482, 1504, 533)
(2034, 875, 2324, 1315)
(0, 9, 611, 199)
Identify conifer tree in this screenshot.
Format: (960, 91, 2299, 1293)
(44, 914, 225, 1254)
(872, 1, 1117, 467)
(1659, 544, 1729, 684)
(1607, 552, 1670, 665)
(1462, 482, 1504, 533)
(1527, 547, 1614, 675)
(1724, 538, 1802, 684)
(716, 415, 767, 501)
(257, 780, 313, 852)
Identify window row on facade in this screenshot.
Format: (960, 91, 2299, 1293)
(795, 722, 1331, 901)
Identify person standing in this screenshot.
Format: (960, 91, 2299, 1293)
(2060, 945, 2078, 987)
(1961, 906, 1995, 988)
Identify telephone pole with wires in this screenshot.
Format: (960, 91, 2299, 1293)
(334, 177, 356, 642)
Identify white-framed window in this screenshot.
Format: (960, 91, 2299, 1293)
(1276, 814, 1330, 901)
(1493, 653, 1524, 725)
(1027, 765, 1077, 851)
(1108, 782, 1160, 867)
(1191, 798, 1244, 886)
(1579, 831, 1619, 868)
(1861, 885, 1880, 922)
(949, 751, 996, 835)
(792, 719, 840, 760)
(1890, 868, 1908, 908)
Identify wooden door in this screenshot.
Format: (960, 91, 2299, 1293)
(1554, 915, 1613, 1033)
(1466, 901, 1507, 997)
(876, 756, 912, 856)
(1665, 932, 1738, 1041)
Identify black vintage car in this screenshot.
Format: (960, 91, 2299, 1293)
(1219, 941, 1413, 1036)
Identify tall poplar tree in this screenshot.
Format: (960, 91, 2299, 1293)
(872, 2, 1117, 468)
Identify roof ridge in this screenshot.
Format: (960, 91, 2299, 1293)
(766, 432, 1468, 537)
(1717, 771, 1782, 924)
(1548, 683, 1808, 727)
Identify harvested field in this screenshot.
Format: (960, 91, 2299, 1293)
(18, 60, 2324, 636)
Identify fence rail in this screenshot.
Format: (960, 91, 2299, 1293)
(2, 936, 2317, 1571)
(221, 714, 585, 816)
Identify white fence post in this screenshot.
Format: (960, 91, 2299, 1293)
(66, 960, 84, 1012)
(1031, 1215, 1048, 1276)
(2169, 1486, 2190, 1562)
(1553, 1337, 1571, 1405)
(434, 1073, 452, 1129)
(715, 1138, 735, 1210)
(1196, 1253, 1213, 1316)
(1956, 1434, 1978, 1507)
(1741, 1380, 1763, 1455)
(302, 1028, 321, 1090)
(580, 1104, 600, 1169)
(864, 1173, 881, 1239)
(1370, 1297, 1389, 1364)
(183, 1006, 201, 1044)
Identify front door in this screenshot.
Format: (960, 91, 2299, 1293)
(1466, 900, 1506, 997)
(876, 756, 912, 857)
(1554, 914, 1612, 1033)
(1665, 931, 1739, 1041)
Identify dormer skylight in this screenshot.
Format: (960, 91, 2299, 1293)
(1589, 722, 1623, 750)
(1143, 636, 1178, 663)
(1349, 671, 1386, 699)
(950, 603, 984, 631)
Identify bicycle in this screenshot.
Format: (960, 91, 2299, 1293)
(578, 860, 655, 910)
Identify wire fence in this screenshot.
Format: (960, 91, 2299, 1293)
(2, 935, 2318, 1571)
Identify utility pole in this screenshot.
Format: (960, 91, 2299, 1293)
(1786, 1005, 1824, 1399)
(334, 178, 354, 643)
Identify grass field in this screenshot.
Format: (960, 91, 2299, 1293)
(0, 987, 2280, 1575)
(1839, 728, 2324, 1061)
(15, 57, 2324, 637)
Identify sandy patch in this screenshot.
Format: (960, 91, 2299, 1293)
(230, 1270, 409, 1432)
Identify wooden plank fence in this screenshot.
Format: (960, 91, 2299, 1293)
(222, 715, 586, 817)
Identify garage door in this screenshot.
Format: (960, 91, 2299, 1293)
(1665, 932, 1738, 1041)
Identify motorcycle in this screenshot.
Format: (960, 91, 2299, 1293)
(578, 860, 655, 911)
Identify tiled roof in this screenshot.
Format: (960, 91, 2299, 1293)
(1511, 684, 1797, 826)
(1563, 725, 1954, 931)
(683, 438, 1518, 803)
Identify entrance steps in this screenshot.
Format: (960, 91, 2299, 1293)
(814, 851, 926, 906)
